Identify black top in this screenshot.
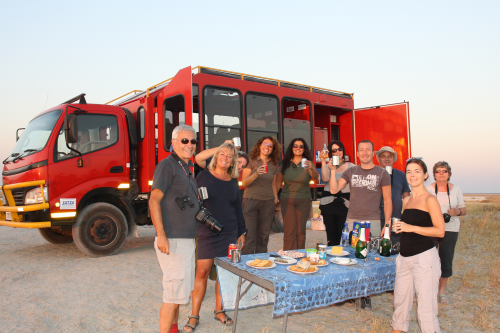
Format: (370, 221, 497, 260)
(319, 190, 350, 216)
(195, 170, 247, 238)
(151, 153, 200, 238)
(400, 209, 435, 257)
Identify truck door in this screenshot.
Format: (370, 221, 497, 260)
(353, 102, 411, 171)
(156, 66, 193, 163)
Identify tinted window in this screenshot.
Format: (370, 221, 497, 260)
(163, 95, 186, 151)
(56, 114, 118, 161)
(246, 93, 279, 150)
(203, 87, 241, 149)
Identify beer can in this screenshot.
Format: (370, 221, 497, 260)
(228, 244, 237, 258)
(301, 158, 308, 168)
(263, 163, 268, 173)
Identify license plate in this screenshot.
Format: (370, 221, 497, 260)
(5, 212, 11, 221)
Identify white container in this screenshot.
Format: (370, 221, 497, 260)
(332, 155, 340, 166)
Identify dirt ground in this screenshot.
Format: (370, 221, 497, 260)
(1, 205, 499, 332)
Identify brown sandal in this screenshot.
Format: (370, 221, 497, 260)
(183, 315, 200, 332)
(214, 310, 233, 325)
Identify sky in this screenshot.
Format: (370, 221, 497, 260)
(1, 0, 499, 193)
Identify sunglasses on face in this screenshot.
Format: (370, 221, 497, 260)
(435, 170, 449, 174)
(293, 144, 304, 149)
(178, 138, 197, 145)
(331, 149, 341, 153)
(262, 142, 274, 148)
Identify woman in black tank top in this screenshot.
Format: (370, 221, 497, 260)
(390, 159, 445, 333)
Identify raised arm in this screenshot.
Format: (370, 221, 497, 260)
(194, 140, 234, 169)
(306, 160, 319, 181)
(327, 160, 348, 194)
(381, 184, 393, 236)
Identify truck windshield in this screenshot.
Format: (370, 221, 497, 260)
(6, 109, 62, 162)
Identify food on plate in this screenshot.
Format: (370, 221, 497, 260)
(289, 264, 318, 273)
(248, 259, 273, 268)
(337, 258, 351, 264)
(375, 257, 380, 261)
(297, 258, 310, 270)
(278, 250, 305, 258)
(331, 246, 343, 255)
(274, 258, 293, 264)
(317, 259, 327, 265)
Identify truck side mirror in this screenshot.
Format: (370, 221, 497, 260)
(65, 114, 79, 144)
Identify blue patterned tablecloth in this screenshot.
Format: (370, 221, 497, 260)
(216, 248, 396, 317)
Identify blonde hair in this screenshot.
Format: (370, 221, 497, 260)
(207, 143, 239, 178)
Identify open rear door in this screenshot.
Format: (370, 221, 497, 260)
(156, 66, 193, 162)
(354, 102, 411, 171)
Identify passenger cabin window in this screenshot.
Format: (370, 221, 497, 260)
(203, 87, 241, 149)
(192, 85, 200, 154)
(163, 95, 186, 152)
(56, 114, 118, 161)
(282, 98, 312, 149)
(138, 107, 145, 141)
(245, 93, 279, 151)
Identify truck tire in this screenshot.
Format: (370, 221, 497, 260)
(39, 228, 74, 244)
(72, 202, 128, 257)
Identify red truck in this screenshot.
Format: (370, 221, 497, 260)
(0, 66, 411, 257)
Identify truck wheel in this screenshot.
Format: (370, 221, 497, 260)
(72, 203, 128, 257)
(39, 228, 74, 244)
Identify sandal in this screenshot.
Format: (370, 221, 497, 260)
(183, 315, 200, 332)
(214, 310, 233, 325)
(438, 294, 449, 304)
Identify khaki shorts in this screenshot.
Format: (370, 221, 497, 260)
(154, 237, 195, 304)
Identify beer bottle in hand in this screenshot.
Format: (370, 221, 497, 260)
(355, 223, 368, 259)
(380, 223, 391, 257)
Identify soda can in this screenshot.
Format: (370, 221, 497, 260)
(228, 244, 237, 258)
(301, 158, 308, 168)
(365, 221, 371, 241)
(262, 163, 268, 173)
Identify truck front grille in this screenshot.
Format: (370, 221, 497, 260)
(10, 187, 36, 206)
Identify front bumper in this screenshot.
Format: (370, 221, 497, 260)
(0, 180, 51, 229)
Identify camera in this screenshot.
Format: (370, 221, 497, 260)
(443, 213, 451, 223)
(176, 195, 195, 210)
(196, 207, 223, 234)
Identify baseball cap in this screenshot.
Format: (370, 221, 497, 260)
(376, 146, 397, 162)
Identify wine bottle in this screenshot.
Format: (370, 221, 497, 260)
(355, 223, 368, 259)
(380, 223, 392, 257)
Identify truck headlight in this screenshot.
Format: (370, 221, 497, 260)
(0, 189, 5, 205)
(25, 187, 48, 205)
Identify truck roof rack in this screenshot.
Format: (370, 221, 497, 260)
(62, 93, 87, 105)
(106, 66, 354, 105)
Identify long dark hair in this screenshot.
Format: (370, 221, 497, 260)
(328, 140, 346, 161)
(248, 136, 281, 165)
(281, 138, 313, 174)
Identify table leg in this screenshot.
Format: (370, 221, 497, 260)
(282, 313, 288, 333)
(232, 276, 243, 333)
(355, 297, 361, 311)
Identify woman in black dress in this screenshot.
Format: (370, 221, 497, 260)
(184, 143, 246, 332)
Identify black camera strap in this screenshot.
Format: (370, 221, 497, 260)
(434, 183, 451, 209)
(170, 152, 199, 198)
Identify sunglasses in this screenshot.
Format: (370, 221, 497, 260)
(293, 144, 304, 149)
(406, 157, 423, 162)
(262, 142, 274, 148)
(331, 149, 341, 153)
(435, 170, 449, 174)
(177, 138, 197, 145)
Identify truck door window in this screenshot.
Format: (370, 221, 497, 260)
(203, 87, 241, 149)
(163, 95, 186, 151)
(55, 114, 119, 161)
(282, 98, 312, 149)
(246, 93, 279, 151)
(138, 107, 145, 141)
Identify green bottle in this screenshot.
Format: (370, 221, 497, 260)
(355, 223, 368, 259)
(380, 223, 392, 257)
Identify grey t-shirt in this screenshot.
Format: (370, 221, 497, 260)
(341, 165, 391, 220)
(380, 168, 410, 220)
(152, 154, 200, 238)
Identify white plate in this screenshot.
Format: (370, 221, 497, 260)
(330, 258, 357, 266)
(286, 266, 319, 275)
(327, 250, 350, 257)
(312, 261, 329, 267)
(246, 260, 277, 269)
(269, 257, 297, 265)
(5, 212, 12, 221)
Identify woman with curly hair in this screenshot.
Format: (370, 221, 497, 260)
(241, 136, 282, 254)
(276, 138, 319, 250)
